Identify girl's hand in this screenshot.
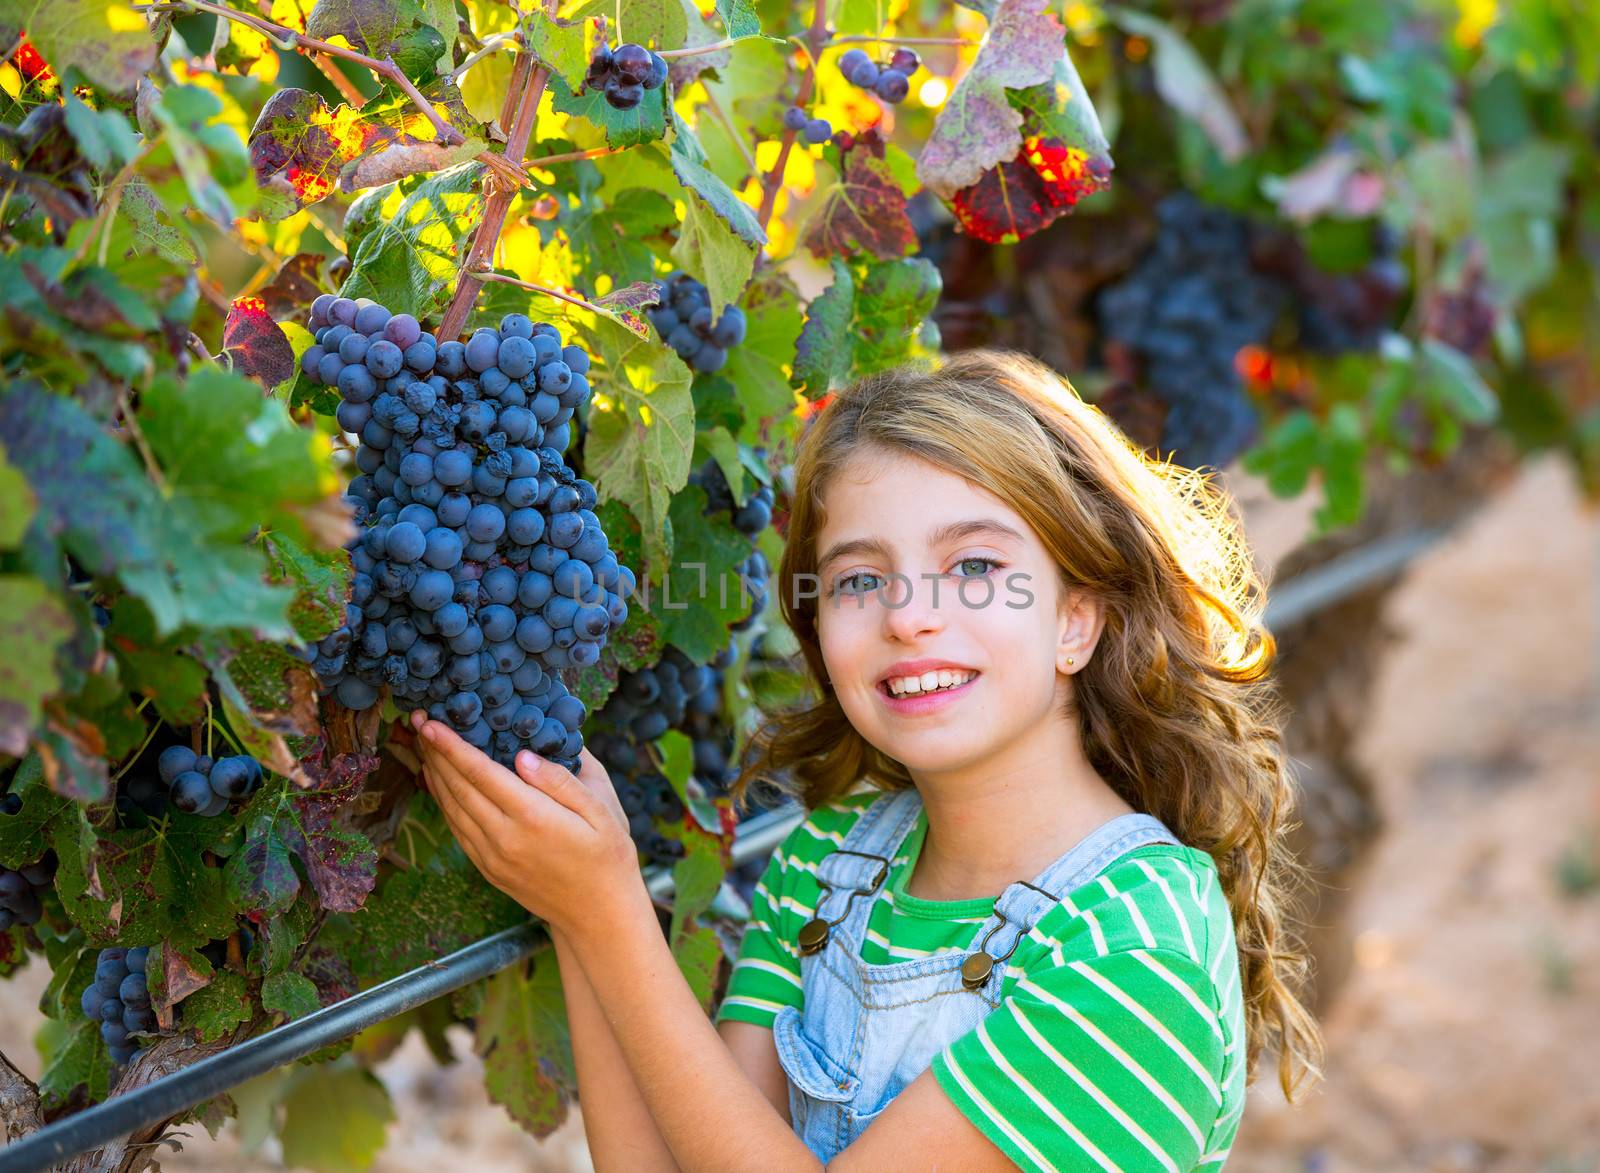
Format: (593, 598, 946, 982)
(408, 711, 642, 937)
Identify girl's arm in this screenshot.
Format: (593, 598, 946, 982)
(548, 923, 680, 1173)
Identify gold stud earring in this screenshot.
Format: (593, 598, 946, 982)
(1066, 657, 1075, 666)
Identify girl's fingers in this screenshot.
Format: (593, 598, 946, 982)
(514, 752, 605, 832)
(422, 748, 511, 847)
(417, 720, 539, 821)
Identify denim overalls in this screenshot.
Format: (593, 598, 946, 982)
(772, 787, 1180, 1162)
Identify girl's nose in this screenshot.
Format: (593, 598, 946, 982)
(880, 573, 947, 642)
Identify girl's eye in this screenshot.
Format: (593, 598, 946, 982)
(953, 556, 1001, 578)
(835, 572, 883, 596)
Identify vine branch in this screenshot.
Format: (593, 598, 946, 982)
(0, 1050, 43, 1143)
(524, 144, 626, 170)
(436, 15, 553, 342)
(146, 0, 466, 148)
(757, 0, 830, 232)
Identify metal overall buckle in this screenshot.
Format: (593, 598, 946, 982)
(796, 849, 892, 956)
(960, 880, 1055, 991)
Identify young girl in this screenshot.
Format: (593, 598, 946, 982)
(411, 349, 1324, 1171)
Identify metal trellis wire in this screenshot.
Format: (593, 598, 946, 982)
(0, 522, 1451, 1172)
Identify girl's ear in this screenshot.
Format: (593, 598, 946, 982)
(1058, 589, 1105, 674)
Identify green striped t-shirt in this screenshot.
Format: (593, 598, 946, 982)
(715, 792, 1248, 1171)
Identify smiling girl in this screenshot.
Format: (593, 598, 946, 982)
(410, 348, 1324, 1171)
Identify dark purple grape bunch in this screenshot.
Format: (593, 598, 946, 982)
(782, 105, 833, 145)
(838, 46, 919, 104)
(81, 945, 153, 1067)
(584, 41, 668, 110)
(648, 273, 747, 374)
(0, 852, 54, 934)
(133, 746, 264, 819)
(298, 295, 635, 776)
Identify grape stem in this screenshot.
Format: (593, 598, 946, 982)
(756, 0, 830, 233)
(436, 16, 553, 342)
(525, 145, 627, 170)
(698, 86, 757, 178)
(823, 35, 980, 46)
(470, 268, 618, 318)
(447, 31, 522, 84)
(149, 0, 467, 148)
(658, 36, 756, 59)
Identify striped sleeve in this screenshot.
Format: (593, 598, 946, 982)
(931, 947, 1226, 1173)
(713, 839, 803, 1029)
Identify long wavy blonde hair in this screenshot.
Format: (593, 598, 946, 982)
(729, 348, 1324, 1101)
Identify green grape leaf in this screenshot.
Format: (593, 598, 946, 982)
(263, 971, 323, 1023)
(473, 952, 575, 1138)
(62, 93, 139, 170)
(36, 1018, 113, 1107)
(104, 599, 209, 728)
(791, 257, 854, 396)
(149, 84, 256, 228)
(264, 532, 354, 645)
(671, 916, 724, 1012)
(0, 0, 157, 93)
(337, 162, 485, 326)
(279, 1061, 397, 1173)
(550, 75, 670, 149)
(647, 486, 751, 663)
(714, 0, 760, 37)
(668, 111, 766, 248)
(0, 763, 72, 867)
(852, 257, 942, 376)
(182, 969, 253, 1042)
(560, 187, 678, 288)
(0, 575, 74, 753)
(335, 794, 525, 983)
(306, 0, 452, 76)
(579, 313, 695, 579)
(52, 806, 237, 947)
(523, 8, 587, 92)
(671, 188, 759, 319)
(723, 273, 804, 444)
(0, 440, 37, 547)
(570, 0, 686, 48)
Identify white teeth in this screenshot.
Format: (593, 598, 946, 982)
(885, 670, 975, 698)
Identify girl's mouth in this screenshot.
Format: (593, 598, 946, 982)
(876, 671, 979, 714)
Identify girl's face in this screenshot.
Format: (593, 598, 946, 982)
(812, 447, 1097, 780)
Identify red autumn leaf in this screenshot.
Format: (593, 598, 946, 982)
(951, 135, 1112, 245)
(14, 34, 53, 84)
(223, 296, 295, 390)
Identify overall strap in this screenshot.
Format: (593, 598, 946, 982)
(805, 789, 923, 945)
(966, 813, 1180, 990)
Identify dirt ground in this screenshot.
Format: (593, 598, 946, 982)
(2, 454, 1596, 1171)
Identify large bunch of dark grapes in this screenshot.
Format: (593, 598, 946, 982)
(585, 639, 741, 866)
(1251, 222, 1408, 354)
(583, 42, 668, 110)
(0, 852, 54, 933)
(296, 296, 635, 776)
(838, 46, 919, 104)
(1095, 193, 1289, 471)
(81, 946, 153, 1067)
(648, 273, 747, 374)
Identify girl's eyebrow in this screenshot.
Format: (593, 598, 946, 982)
(817, 518, 1026, 574)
